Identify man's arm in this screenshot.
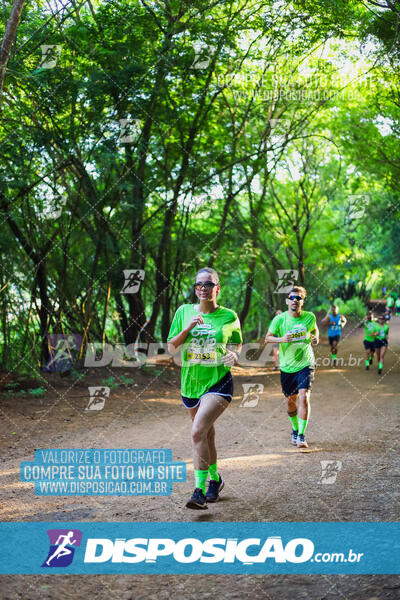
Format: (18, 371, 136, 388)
(310, 324, 319, 345)
(265, 330, 291, 343)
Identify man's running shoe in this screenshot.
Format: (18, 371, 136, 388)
(297, 434, 308, 448)
(186, 488, 208, 509)
(291, 430, 298, 445)
(378, 369, 382, 375)
(205, 475, 224, 503)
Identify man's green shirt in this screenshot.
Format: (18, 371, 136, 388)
(364, 320, 376, 342)
(268, 310, 317, 373)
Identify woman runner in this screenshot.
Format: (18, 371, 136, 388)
(373, 314, 389, 375)
(167, 267, 242, 509)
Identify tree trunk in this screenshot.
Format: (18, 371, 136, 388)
(0, 0, 25, 108)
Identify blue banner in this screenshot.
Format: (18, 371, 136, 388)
(0, 522, 398, 574)
(20, 449, 186, 496)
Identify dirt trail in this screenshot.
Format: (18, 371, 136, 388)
(0, 318, 399, 598)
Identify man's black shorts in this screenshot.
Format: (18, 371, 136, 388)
(374, 339, 388, 349)
(328, 335, 340, 343)
(280, 366, 315, 397)
(363, 340, 375, 351)
(181, 371, 233, 409)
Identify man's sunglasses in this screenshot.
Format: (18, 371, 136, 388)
(288, 295, 303, 301)
(194, 281, 217, 290)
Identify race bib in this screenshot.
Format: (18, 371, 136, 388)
(186, 349, 217, 364)
(287, 326, 308, 342)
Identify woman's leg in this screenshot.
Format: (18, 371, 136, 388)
(188, 406, 217, 466)
(191, 394, 229, 470)
(186, 394, 229, 508)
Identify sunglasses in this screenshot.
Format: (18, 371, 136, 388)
(288, 295, 303, 301)
(194, 281, 218, 291)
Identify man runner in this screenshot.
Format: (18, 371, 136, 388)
(265, 286, 319, 449)
(360, 311, 376, 370)
(321, 305, 347, 366)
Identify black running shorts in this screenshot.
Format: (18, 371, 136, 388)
(181, 371, 233, 409)
(280, 366, 315, 397)
(363, 340, 375, 351)
(374, 339, 388, 349)
(328, 335, 340, 343)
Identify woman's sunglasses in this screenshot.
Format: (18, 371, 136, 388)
(194, 281, 217, 291)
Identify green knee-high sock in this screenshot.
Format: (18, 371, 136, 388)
(208, 462, 219, 481)
(331, 353, 337, 360)
(298, 418, 308, 435)
(378, 362, 383, 369)
(298, 405, 311, 436)
(365, 359, 369, 367)
(288, 413, 298, 431)
(194, 469, 208, 493)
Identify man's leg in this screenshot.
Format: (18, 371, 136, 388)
(287, 394, 299, 445)
(365, 347, 371, 369)
(297, 388, 311, 448)
(378, 346, 386, 373)
(331, 339, 338, 363)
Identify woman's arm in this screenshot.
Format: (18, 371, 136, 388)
(222, 343, 243, 366)
(167, 314, 204, 354)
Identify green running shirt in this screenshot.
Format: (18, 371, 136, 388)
(375, 323, 389, 340)
(167, 304, 242, 398)
(268, 310, 317, 373)
(364, 321, 376, 342)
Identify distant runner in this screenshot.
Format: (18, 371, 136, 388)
(373, 315, 389, 375)
(386, 295, 394, 316)
(321, 305, 347, 366)
(360, 311, 376, 371)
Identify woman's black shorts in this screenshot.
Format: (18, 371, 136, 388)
(181, 371, 233, 409)
(374, 339, 388, 349)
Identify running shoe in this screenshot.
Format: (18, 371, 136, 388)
(205, 475, 224, 503)
(297, 434, 308, 448)
(365, 365, 369, 371)
(369, 356, 373, 365)
(291, 430, 298, 445)
(378, 369, 382, 375)
(186, 488, 208, 509)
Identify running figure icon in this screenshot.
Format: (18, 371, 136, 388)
(46, 531, 77, 566)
